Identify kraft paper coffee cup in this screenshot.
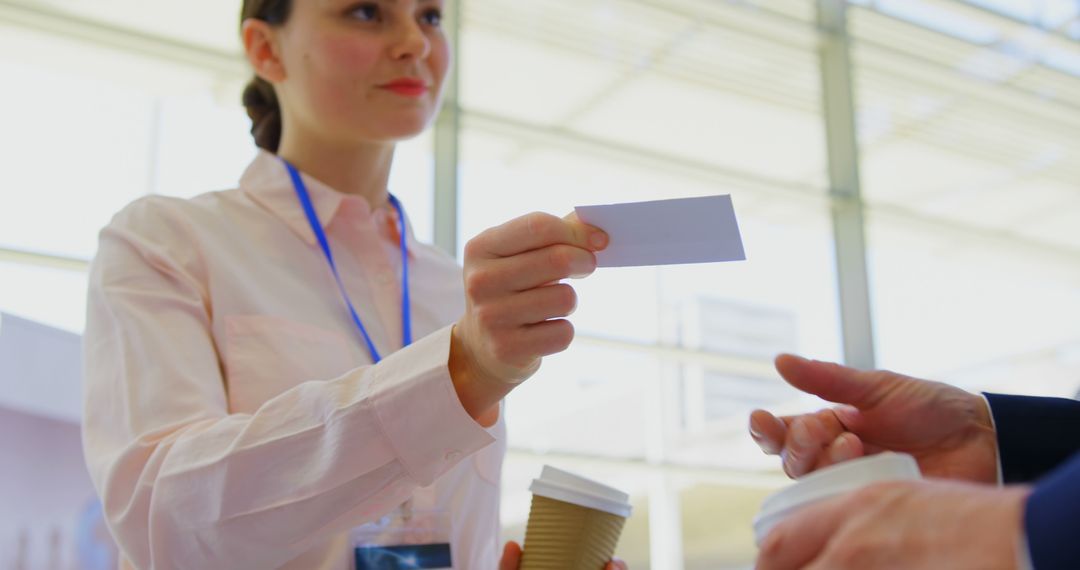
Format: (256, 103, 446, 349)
(520, 466, 633, 570)
(753, 452, 922, 546)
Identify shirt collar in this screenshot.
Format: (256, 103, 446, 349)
(241, 150, 419, 258)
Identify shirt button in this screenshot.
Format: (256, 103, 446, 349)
(445, 451, 462, 462)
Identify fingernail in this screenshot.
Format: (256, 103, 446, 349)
(589, 231, 608, 250)
(570, 257, 596, 278)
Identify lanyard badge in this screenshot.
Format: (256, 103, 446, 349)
(282, 159, 413, 363)
(351, 509, 453, 570)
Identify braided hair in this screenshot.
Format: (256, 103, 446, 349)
(240, 0, 292, 152)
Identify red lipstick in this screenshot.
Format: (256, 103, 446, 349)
(380, 78, 429, 97)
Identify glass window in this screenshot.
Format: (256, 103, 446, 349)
(154, 89, 258, 199)
(0, 54, 155, 259)
(851, 0, 1080, 396)
(389, 133, 437, 244)
(460, 0, 836, 566)
(0, 261, 88, 334)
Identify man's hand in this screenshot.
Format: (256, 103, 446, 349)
(451, 212, 608, 425)
(756, 480, 1030, 570)
(499, 541, 628, 570)
(749, 355, 999, 483)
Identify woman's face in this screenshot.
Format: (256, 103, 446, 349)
(270, 0, 449, 145)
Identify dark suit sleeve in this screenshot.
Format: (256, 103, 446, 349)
(1024, 453, 1080, 570)
(983, 393, 1080, 483)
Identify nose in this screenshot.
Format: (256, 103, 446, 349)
(389, 20, 431, 61)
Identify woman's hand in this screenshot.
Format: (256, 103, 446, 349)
(499, 541, 628, 570)
(749, 355, 999, 483)
(451, 212, 608, 425)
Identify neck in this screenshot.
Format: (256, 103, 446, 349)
(277, 131, 395, 209)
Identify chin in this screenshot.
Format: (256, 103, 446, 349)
(365, 116, 436, 142)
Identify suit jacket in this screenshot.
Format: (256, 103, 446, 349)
(985, 393, 1080, 570)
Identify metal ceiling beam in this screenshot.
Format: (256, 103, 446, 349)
(0, 247, 89, 272)
(0, 0, 247, 78)
(944, 0, 1080, 44)
(818, 0, 877, 370)
(432, 0, 463, 257)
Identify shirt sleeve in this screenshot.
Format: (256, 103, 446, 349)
(82, 199, 494, 570)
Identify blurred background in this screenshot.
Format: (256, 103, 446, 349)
(1, 0, 1079, 568)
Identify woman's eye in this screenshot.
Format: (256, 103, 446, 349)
(420, 8, 442, 26)
(347, 3, 380, 22)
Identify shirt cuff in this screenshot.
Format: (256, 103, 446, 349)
(981, 393, 1005, 486)
(983, 394, 1034, 569)
(1017, 531, 1035, 570)
(368, 324, 496, 486)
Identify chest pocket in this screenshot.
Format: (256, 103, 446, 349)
(224, 315, 356, 414)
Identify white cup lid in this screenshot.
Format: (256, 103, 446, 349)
(753, 453, 922, 545)
(529, 465, 633, 518)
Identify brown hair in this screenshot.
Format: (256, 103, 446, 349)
(240, 0, 293, 152)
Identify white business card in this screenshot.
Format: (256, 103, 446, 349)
(575, 195, 746, 268)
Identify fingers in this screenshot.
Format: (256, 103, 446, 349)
(814, 432, 865, 472)
(475, 284, 578, 328)
(752, 405, 869, 478)
(606, 557, 628, 570)
(473, 212, 608, 259)
(782, 414, 834, 478)
(756, 493, 849, 570)
(499, 541, 522, 570)
(501, 540, 623, 570)
(470, 319, 573, 376)
(774, 354, 884, 409)
(470, 246, 597, 298)
(523, 319, 576, 358)
(749, 410, 789, 455)
(458, 211, 607, 386)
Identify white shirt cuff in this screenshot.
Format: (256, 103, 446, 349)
(981, 394, 1033, 569)
(368, 325, 496, 487)
(980, 393, 1005, 486)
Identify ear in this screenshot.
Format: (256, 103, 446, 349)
(242, 19, 286, 83)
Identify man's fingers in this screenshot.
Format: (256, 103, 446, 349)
(814, 432, 866, 471)
(476, 212, 608, 258)
(774, 354, 883, 409)
(781, 407, 859, 477)
(756, 494, 849, 570)
(782, 416, 826, 478)
(750, 410, 788, 455)
(499, 541, 522, 570)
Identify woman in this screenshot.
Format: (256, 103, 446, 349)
(81, 0, 626, 568)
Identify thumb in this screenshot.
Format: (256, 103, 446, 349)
(563, 211, 609, 251)
(499, 541, 522, 570)
(774, 354, 885, 409)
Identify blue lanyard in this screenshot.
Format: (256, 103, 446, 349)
(282, 159, 412, 363)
